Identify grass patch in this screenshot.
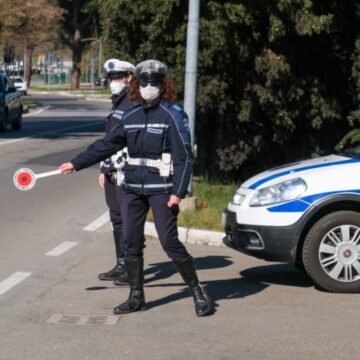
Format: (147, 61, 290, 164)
(147, 178, 238, 231)
(29, 86, 69, 92)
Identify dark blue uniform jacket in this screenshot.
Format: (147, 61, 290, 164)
(100, 89, 133, 174)
(71, 99, 193, 198)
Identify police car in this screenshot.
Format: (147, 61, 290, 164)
(222, 145, 360, 293)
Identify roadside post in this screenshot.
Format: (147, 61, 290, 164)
(182, 0, 200, 209)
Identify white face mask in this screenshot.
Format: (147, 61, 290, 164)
(109, 81, 127, 95)
(140, 84, 160, 101)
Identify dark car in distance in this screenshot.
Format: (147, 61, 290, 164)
(0, 72, 23, 131)
(94, 76, 108, 88)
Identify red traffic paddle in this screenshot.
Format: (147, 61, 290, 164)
(13, 168, 61, 191)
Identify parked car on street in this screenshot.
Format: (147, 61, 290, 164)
(94, 76, 108, 88)
(10, 76, 27, 95)
(0, 73, 23, 131)
(223, 145, 360, 293)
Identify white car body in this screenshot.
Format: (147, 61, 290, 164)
(227, 154, 360, 227)
(223, 152, 360, 292)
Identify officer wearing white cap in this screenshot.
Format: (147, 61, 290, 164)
(104, 59, 135, 95)
(97, 58, 135, 284)
(59, 59, 212, 317)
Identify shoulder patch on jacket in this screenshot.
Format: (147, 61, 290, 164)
(160, 101, 191, 144)
(171, 104, 182, 112)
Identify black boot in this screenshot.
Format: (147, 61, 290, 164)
(112, 258, 129, 285)
(98, 231, 128, 282)
(174, 256, 212, 317)
(113, 258, 147, 314)
(114, 235, 146, 285)
(113, 260, 129, 285)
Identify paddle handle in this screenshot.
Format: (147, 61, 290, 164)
(35, 169, 62, 179)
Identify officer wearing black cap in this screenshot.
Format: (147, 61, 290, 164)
(97, 59, 135, 284)
(59, 59, 212, 317)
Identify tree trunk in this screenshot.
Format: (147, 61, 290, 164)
(24, 46, 34, 87)
(70, 27, 82, 90)
(70, 46, 81, 90)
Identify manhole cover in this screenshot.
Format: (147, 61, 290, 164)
(46, 313, 119, 326)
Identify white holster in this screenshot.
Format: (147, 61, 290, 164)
(111, 148, 127, 186)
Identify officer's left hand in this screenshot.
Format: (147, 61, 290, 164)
(167, 195, 181, 208)
(98, 173, 105, 188)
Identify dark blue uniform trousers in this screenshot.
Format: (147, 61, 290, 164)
(104, 175, 123, 233)
(122, 190, 190, 261)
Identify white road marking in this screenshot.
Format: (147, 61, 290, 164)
(45, 242, 78, 256)
(23, 105, 50, 117)
(0, 120, 103, 147)
(0, 138, 26, 146)
(0, 272, 31, 296)
(83, 211, 109, 231)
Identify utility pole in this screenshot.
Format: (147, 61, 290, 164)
(184, 0, 200, 195)
(23, 39, 26, 78)
(98, 36, 102, 77)
(91, 57, 95, 93)
(47, 51, 51, 90)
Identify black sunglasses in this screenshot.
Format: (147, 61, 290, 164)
(140, 78, 160, 87)
(107, 72, 127, 81)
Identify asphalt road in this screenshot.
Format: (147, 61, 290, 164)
(0, 94, 359, 360)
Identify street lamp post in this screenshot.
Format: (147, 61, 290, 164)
(91, 57, 95, 93)
(98, 36, 102, 78)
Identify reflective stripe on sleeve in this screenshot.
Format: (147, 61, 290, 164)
(146, 123, 169, 128)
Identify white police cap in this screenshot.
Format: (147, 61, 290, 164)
(103, 59, 135, 74)
(135, 59, 167, 79)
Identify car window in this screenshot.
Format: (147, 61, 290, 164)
(13, 78, 23, 82)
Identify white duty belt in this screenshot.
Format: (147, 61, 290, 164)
(127, 153, 173, 177)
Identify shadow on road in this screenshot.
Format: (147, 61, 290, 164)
(240, 263, 313, 288)
(0, 119, 104, 140)
(144, 261, 313, 314)
(85, 258, 314, 316)
(143, 255, 233, 284)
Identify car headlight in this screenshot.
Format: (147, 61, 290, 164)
(231, 191, 245, 205)
(250, 178, 307, 207)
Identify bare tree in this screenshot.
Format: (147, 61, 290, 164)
(0, 0, 64, 86)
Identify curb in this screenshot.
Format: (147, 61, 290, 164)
(144, 221, 225, 247)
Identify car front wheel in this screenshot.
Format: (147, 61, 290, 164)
(303, 211, 360, 292)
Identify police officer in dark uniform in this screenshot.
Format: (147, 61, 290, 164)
(59, 59, 212, 317)
(97, 59, 135, 284)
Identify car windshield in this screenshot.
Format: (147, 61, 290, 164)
(12, 78, 23, 82)
(336, 144, 360, 159)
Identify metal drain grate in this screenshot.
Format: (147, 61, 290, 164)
(46, 313, 119, 326)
